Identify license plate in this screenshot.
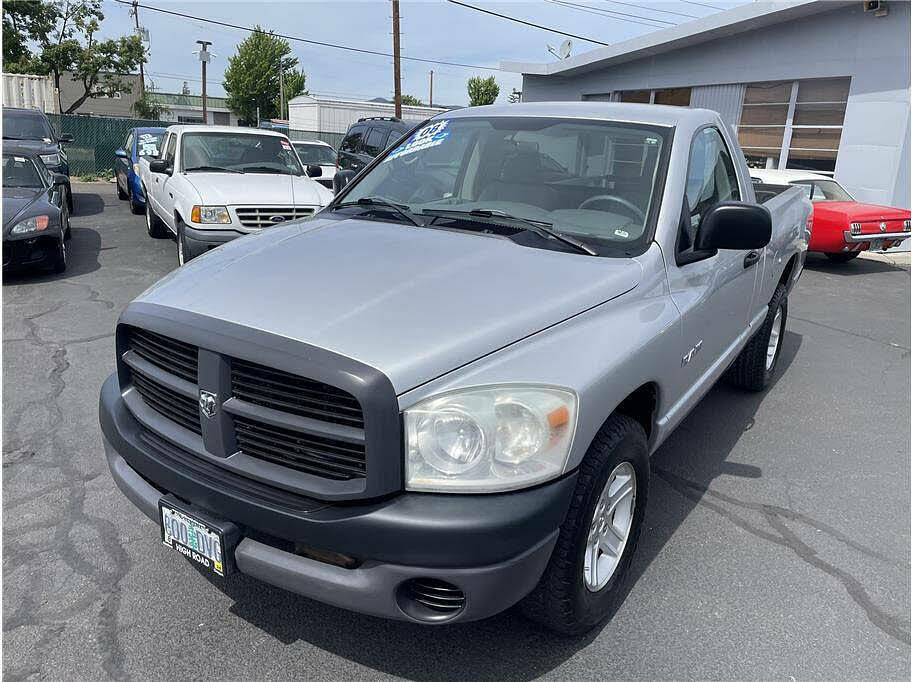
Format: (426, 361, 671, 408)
(869, 239, 883, 250)
(160, 501, 231, 576)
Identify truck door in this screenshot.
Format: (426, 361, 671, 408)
(666, 126, 759, 385)
(151, 132, 177, 230)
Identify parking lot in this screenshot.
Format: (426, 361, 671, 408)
(2, 182, 909, 680)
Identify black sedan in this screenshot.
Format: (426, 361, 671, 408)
(3, 147, 71, 273)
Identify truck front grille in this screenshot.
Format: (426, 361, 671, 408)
(131, 369, 202, 435)
(127, 326, 198, 383)
(234, 206, 316, 228)
(231, 358, 364, 428)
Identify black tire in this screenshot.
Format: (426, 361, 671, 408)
(62, 204, 71, 240)
(520, 414, 649, 635)
(66, 186, 74, 214)
(825, 251, 860, 263)
(51, 234, 67, 274)
(129, 185, 144, 215)
(117, 177, 128, 200)
(145, 193, 168, 238)
(176, 220, 191, 266)
(727, 283, 788, 392)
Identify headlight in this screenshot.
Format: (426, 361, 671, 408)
(10, 215, 50, 235)
(850, 222, 861, 235)
(191, 205, 230, 224)
(39, 153, 61, 167)
(133, 162, 140, 175)
(404, 385, 577, 492)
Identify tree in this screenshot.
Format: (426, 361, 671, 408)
(467, 76, 499, 106)
(133, 95, 165, 120)
(223, 28, 308, 123)
(401, 94, 423, 106)
(10, 1, 145, 113)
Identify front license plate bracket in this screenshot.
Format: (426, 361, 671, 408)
(159, 495, 240, 576)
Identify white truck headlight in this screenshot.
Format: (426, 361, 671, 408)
(10, 215, 50, 234)
(404, 385, 577, 492)
(191, 205, 231, 224)
(39, 153, 61, 167)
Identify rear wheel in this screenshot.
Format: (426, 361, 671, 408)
(728, 284, 788, 391)
(66, 186, 73, 214)
(145, 193, 168, 238)
(116, 177, 127, 200)
(520, 414, 649, 635)
(128, 184, 144, 214)
(825, 251, 860, 263)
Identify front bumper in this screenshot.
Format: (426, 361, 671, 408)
(3, 230, 63, 269)
(182, 225, 245, 259)
(99, 373, 574, 623)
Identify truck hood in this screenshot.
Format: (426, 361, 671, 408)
(134, 217, 642, 393)
(183, 172, 333, 207)
(814, 201, 910, 223)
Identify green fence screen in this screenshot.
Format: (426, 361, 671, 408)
(44, 113, 344, 176)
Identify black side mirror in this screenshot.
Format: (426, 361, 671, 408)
(333, 169, 355, 193)
(695, 201, 771, 251)
(114, 148, 128, 159)
(53, 173, 68, 186)
(306, 164, 322, 178)
(149, 158, 172, 175)
(59, 133, 74, 143)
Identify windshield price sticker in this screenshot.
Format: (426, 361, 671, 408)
(138, 134, 159, 157)
(280, 140, 292, 150)
(385, 120, 450, 162)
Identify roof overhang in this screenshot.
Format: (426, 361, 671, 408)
(501, 0, 851, 78)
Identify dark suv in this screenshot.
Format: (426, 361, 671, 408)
(337, 117, 413, 174)
(2, 107, 74, 212)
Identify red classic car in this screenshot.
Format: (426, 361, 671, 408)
(751, 169, 910, 263)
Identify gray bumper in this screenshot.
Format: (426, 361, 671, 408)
(182, 226, 245, 258)
(103, 440, 558, 623)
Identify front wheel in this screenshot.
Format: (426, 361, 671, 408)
(51, 234, 67, 274)
(176, 222, 191, 266)
(128, 184, 144, 215)
(520, 414, 649, 635)
(825, 251, 860, 263)
(727, 284, 788, 392)
(66, 186, 74, 214)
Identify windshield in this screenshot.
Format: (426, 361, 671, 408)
(791, 179, 854, 202)
(338, 116, 669, 254)
(180, 132, 303, 174)
(137, 132, 164, 157)
(2, 154, 44, 187)
(2, 110, 54, 141)
(294, 143, 337, 165)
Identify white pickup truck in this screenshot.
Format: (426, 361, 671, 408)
(139, 125, 333, 264)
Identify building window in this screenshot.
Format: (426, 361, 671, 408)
(616, 88, 691, 106)
(177, 115, 204, 124)
(738, 77, 850, 175)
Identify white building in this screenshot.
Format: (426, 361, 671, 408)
(288, 94, 447, 135)
(504, 0, 910, 209)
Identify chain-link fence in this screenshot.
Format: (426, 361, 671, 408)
(47, 113, 170, 176)
(45, 114, 345, 176)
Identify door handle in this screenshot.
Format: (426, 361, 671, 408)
(743, 251, 761, 268)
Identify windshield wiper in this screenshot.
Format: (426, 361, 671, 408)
(422, 208, 598, 256)
(332, 197, 423, 227)
(184, 165, 244, 174)
(241, 165, 290, 174)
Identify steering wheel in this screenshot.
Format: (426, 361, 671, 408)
(578, 195, 646, 223)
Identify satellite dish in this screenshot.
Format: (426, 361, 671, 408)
(559, 39, 572, 59)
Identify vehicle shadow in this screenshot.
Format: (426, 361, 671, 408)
(803, 252, 906, 275)
(2, 226, 102, 284)
(193, 332, 802, 681)
(71, 189, 105, 217)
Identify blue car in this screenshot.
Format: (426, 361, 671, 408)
(114, 127, 166, 214)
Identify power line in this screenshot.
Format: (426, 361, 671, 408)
(111, 0, 503, 71)
(545, 0, 672, 28)
(679, 1, 728, 10)
(445, 0, 612, 46)
(602, 1, 700, 19)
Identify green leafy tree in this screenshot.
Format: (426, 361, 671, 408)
(401, 94, 423, 106)
(133, 95, 166, 120)
(467, 76, 499, 106)
(5, 1, 146, 113)
(223, 28, 308, 123)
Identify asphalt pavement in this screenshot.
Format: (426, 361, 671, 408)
(3, 182, 910, 680)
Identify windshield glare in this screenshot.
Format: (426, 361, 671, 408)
(294, 143, 337, 165)
(791, 179, 854, 202)
(339, 116, 667, 253)
(180, 133, 303, 174)
(2, 111, 54, 141)
(2, 155, 44, 188)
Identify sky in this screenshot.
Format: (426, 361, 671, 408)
(95, 0, 750, 108)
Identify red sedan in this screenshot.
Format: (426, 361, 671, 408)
(751, 169, 910, 263)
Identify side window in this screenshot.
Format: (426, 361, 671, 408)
(680, 127, 741, 253)
(163, 134, 177, 162)
(124, 132, 134, 153)
(363, 128, 387, 157)
(341, 126, 366, 153)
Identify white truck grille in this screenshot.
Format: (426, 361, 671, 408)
(234, 206, 316, 228)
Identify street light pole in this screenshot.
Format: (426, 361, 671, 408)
(196, 40, 212, 123)
(392, 0, 401, 118)
(131, 0, 145, 96)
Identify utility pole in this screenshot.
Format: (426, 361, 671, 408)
(196, 40, 211, 123)
(392, 0, 401, 118)
(279, 66, 285, 120)
(131, 0, 145, 96)
(429, 69, 433, 108)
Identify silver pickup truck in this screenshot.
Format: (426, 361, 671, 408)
(99, 103, 810, 634)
